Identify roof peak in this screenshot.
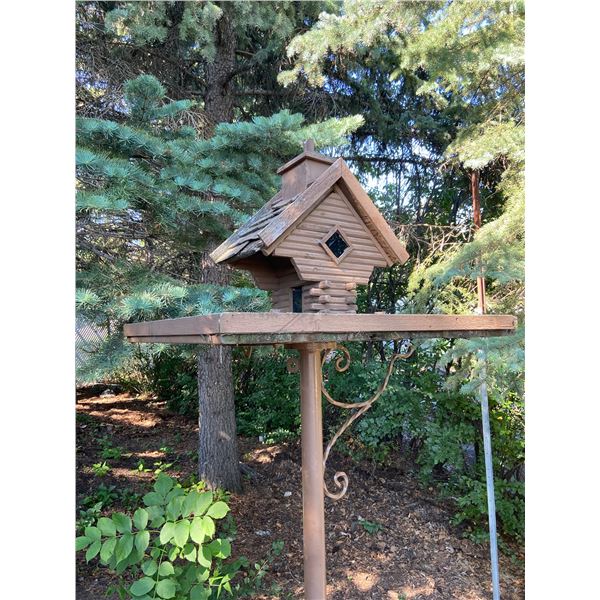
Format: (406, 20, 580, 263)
(276, 141, 336, 175)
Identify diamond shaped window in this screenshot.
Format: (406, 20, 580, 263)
(320, 226, 353, 263)
(325, 230, 349, 258)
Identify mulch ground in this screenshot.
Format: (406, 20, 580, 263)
(76, 390, 524, 600)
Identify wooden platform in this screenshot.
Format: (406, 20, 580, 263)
(123, 312, 517, 346)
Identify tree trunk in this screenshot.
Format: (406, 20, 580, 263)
(204, 4, 236, 129)
(197, 345, 241, 492)
(196, 255, 241, 492)
(196, 4, 241, 492)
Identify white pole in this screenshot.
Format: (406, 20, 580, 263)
(478, 348, 501, 600)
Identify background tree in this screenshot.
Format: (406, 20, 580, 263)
(76, 72, 362, 491)
(279, 0, 525, 537)
(76, 1, 337, 121)
(76, 0, 360, 492)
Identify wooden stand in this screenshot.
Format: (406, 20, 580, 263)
(298, 344, 327, 599)
(123, 312, 517, 600)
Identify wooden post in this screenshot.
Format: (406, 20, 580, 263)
(298, 343, 327, 600)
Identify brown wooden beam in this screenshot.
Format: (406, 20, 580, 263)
(124, 312, 517, 346)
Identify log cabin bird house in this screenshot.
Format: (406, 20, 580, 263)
(210, 140, 409, 314)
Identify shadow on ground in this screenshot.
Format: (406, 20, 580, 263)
(76, 391, 524, 600)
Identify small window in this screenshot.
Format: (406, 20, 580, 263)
(325, 230, 349, 258)
(320, 226, 353, 263)
(292, 286, 303, 313)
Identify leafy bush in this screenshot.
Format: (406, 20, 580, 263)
(77, 473, 241, 599)
(150, 347, 199, 416)
(234, 347, 300, 440)
(98, 436, 125, 460)
(92, 461, 111, 477)
(357, 519, 383, 535)
(81, 484, 142, 514)
(323, 340, 524, 541)
(450, 476, 525, 543)
(77, 502, 104, 533)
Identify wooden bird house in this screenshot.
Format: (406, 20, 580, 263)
(210, 141, 409, 314)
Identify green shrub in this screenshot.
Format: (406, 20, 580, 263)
(98, 436, 125, 460)
(77, 473, 241, 599)
(81, 484, 143, 513)
(450, 475, 525, 542)
(92, 461, 111, 477)
(234, 347, 300, 440)
(324, 340, 524, 541)
(150, 347, 199, 416)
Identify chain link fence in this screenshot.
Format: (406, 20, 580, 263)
(76, 316, 107, 382)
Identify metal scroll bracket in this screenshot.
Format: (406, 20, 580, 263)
(321, 343, 414, 500)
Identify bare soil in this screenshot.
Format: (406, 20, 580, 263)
(76, 391, 524, 599)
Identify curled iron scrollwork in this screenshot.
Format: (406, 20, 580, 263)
(321, 343, 415, 500)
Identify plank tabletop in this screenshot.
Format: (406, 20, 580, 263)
(123, 312, 517, 346)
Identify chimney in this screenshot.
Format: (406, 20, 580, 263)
(277, 139, 336, 198)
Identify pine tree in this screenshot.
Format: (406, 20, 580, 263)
(279, 0, 525, 380)
(76, 1, 334, 121)
(279, 0, 525, 533)
(76, 73, 362, 490)
(77, 1, 364, 492)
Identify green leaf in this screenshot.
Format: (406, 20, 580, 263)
(115, 533, 134, 562)
(98, 517, 117, 537)
(84, 526, 101, 542)
(147, 505, 164, 520)
(100, 537, 117, 562)
(219, 539, 231, 559)
(174, 519, 190, 547)
(190, 517, 205, 544)
(143, 491, 164, 506)
(76, 536, 91, 551)
(182, 491, 198, 517)
(158, 561, 175, 576)
(193, 491, 213, 516)
(190, 585, 210, 600)
(130, 576, 155, 597)
(167, 545, 179, 562)
(165, 487, 185, 503)
(160, 521, 175, 544)
(141, 559, 158, 576)
(112, 513, 132, 533)
(202, 516, 215, 538)
(154, 473, 174, 497)
(166, 495, 185, 521)
(183, 543, 197, 563)
(135, 530, 150, 554)
(86, 540, 101, 562)
(155, 578, 177, 599)
(209, 539, 231, 559)
(206, 501, 229, 520)
(197, 545, 212, 568)
(151, 515, 166, 529)
(133, 508, 149, 530)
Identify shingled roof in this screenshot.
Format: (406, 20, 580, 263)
(209, 191, 299, 264)
(210, 153, 409, 266)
